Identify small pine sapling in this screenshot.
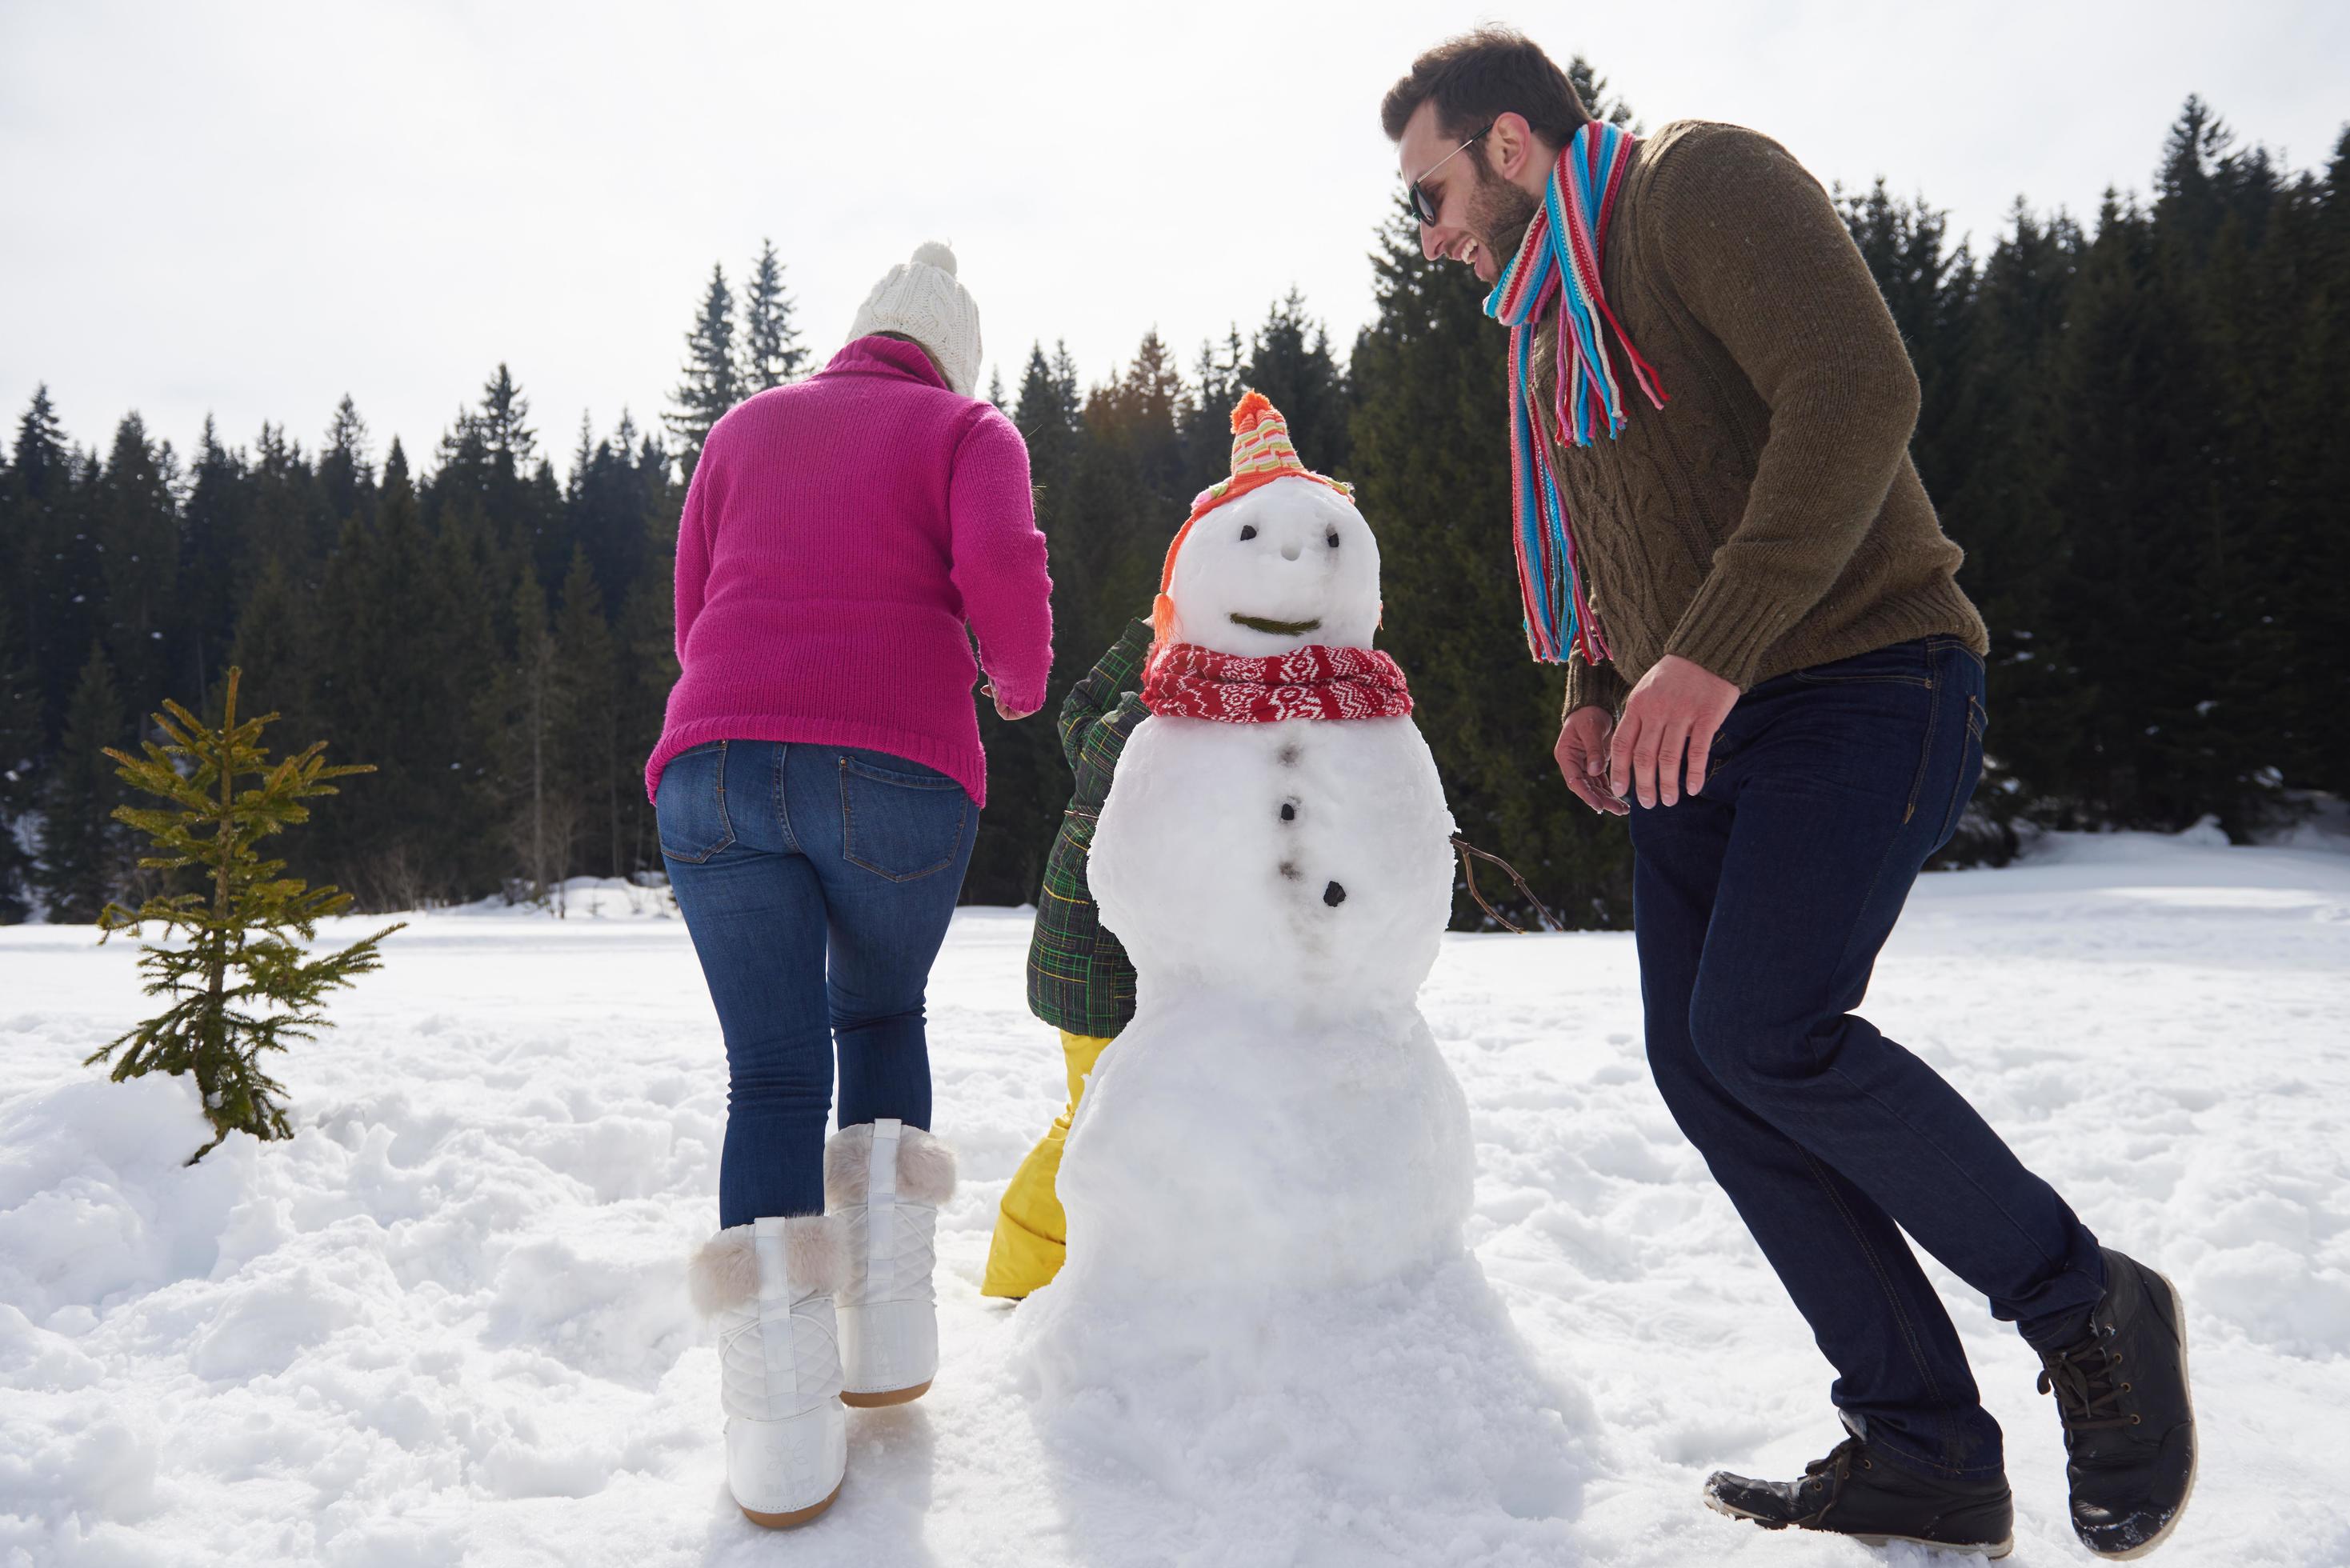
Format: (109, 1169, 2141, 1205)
(88, 668, 403, 1163)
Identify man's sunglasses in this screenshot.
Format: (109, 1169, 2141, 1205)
(1410, 121, 1495, 227)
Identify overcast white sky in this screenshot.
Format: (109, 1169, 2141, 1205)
(3, 0, 2342, 477)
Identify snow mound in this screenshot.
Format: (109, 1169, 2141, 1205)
(1019, 1255, 1592, 1567)
(0, 1074, 248, 1325)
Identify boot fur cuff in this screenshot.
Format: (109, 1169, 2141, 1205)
(825, 1122, 957, 1209)
(687, 1215, 843, 1315)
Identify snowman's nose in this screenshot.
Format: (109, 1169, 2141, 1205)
(1280, 539, 1302, 562)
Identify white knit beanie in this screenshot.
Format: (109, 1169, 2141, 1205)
(848, 241, 983, 398)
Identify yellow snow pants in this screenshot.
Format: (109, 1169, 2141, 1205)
(982, 1030, 1113, 1299)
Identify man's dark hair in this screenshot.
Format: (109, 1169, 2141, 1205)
(1380, 28, 1591, 149)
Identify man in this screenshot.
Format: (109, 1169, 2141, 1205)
(1384, 30, 2195, 1561)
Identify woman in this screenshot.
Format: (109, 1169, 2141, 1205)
(651, 242, 1051, 1530)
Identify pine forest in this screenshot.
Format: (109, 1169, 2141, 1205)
(2, 94, 2344, 931)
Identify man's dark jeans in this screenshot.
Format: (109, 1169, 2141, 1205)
(659, 739, 980, 1227)
(1627, 635, 2105, 1482)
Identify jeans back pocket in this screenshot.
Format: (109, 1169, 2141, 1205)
(656, 742, 736, 863)
(839, 752, 971, 882)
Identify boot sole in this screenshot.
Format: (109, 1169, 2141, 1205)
(2086, 1266, 2198, 1562)
(842, 1380, 931, 1408)
(1702, 1487, 2014, 1559)
(739, 1478, 843, 1530)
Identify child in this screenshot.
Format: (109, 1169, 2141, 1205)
(983, 613, 1153, 1298)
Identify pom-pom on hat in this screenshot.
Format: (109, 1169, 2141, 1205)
(849, 241, 983, 398)
(1152, 390, 1355, 644)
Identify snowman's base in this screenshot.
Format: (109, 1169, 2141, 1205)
(1016, 1254, 1593, 1562)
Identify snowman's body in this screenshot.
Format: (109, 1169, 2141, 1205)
(1047, 470, 1474, 1303)
(1015, 413, 1584, 1554)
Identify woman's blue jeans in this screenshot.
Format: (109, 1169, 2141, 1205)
(659, 739, 979, 1227)
(1627, 636, 2105, 1483)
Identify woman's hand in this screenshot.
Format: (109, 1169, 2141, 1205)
(984, 684, 1039, 722)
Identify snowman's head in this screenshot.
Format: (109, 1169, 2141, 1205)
(1165, 476, 1382, 657)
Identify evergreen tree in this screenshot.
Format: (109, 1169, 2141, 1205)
(742, 240, 809, 391)
(242, 422, 331, 587)
(225, 556, 318, 734)
(668, 264, 741, 480)
(179, 418, 254, 705)
(9, 386, 97, 736)
(549, 549, 620, 879)
(2044, 191, 2237, 830)
(2276, 130, 2350, 797)
(0, 598, 38, 922)
(617, 564, 679, 874)
(89, 667, 400, 1162)
(318, 394, 375, 528)
(484, 573, 567, 903)
(563, 411, 658, 620)
(1188, 326, 1248, 487)
(1936, 203, 2091, 845)
(1565, 57, 1637, 129)
(1243, 290, 1351, 478)
(38, 643, 131, 922)
(94, 414, 182, 710)
(1839, 183, 1975, 504)
(478, 365, 536, 470)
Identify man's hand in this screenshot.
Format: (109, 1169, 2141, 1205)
(1610, 654, 1739, 808)
(984, 684, 1039, 722)
(1555, 706, 1628, 816)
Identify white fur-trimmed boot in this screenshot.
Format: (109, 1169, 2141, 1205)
(826, 1118, 955, 1406)
(688, 1215, 848, 1527)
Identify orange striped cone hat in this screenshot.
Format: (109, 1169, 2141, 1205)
(1152, 390, 1355, 643)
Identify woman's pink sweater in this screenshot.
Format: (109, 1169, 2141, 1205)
(644, 335, 1053, 806)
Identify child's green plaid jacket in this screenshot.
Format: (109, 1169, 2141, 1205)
(1024, 615, 1153, 1038)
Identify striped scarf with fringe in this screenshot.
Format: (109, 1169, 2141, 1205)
(1483, 121, 1667, 664)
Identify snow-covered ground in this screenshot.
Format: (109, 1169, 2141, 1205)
(3, 831, 2347, 1567)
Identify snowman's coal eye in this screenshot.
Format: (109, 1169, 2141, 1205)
(1326, 529, 1340, 548)
(1239, 525, 1257, 541)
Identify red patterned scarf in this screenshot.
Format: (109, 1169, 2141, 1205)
(1142, 642, 1413, 723)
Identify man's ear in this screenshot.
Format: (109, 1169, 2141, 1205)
(1488, 111, 1537, 181)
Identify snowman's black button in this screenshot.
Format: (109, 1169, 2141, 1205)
(1323, 881, 1347, 906)
(1279, 802, 1296, 822)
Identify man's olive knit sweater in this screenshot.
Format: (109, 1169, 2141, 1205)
(1538, 120, 1988, 717)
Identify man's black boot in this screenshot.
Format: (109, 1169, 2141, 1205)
(2034, 1246, 2197, 1558)
(1703, 1434, 2014, 1558)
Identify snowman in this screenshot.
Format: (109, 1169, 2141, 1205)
(1015, 398, 1585, 1556)
(1038, 391, 1475, 1313)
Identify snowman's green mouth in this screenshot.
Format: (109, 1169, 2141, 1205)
(1230, 614, 1322, 635)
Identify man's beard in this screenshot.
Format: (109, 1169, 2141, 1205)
(1467, 159, 1541, 268)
